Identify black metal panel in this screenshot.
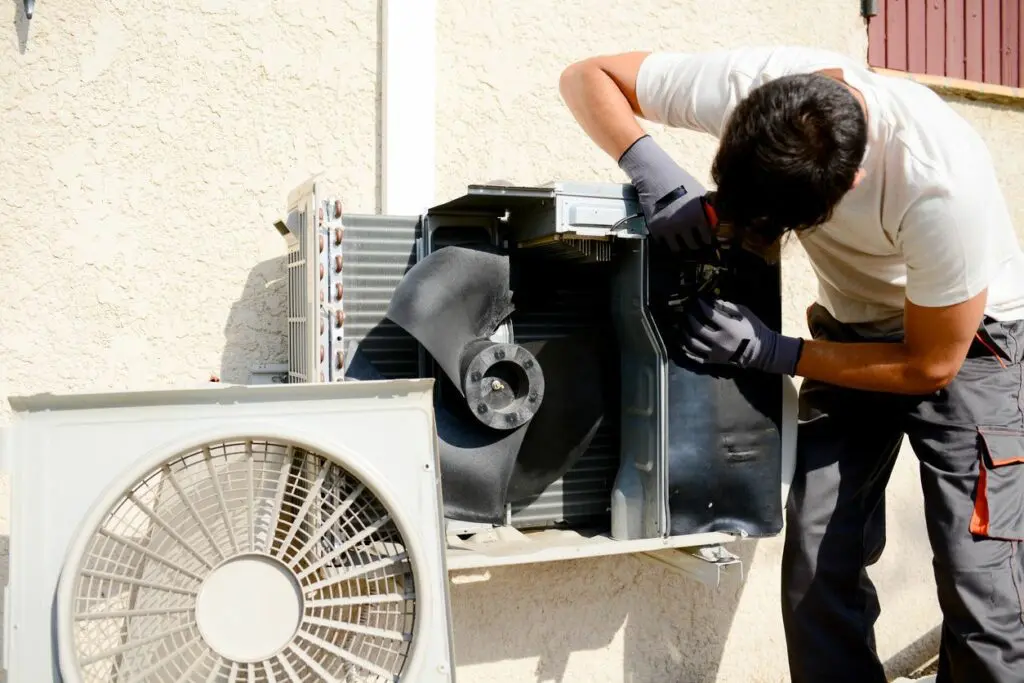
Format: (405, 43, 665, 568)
(660, 246, 785, 538)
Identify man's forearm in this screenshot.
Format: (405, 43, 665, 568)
(558, 61, 646, 160)
(795, 338, 959, 395)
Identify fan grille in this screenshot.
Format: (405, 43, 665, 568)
(69, 439, 416, 682)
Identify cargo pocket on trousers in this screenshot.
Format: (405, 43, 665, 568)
(970, 427, 1024, 541)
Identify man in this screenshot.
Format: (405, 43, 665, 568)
(559, 46, 1024, 683)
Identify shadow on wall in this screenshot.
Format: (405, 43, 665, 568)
(11, 0, 30, 54)
(219, 256, 289, 384)
(449, 539, 759, 683)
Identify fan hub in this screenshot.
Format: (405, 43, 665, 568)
(195, 553, 303, 663)
(461, 341, 544, 430)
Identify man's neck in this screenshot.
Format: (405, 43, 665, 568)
(816, 67, 869, 120)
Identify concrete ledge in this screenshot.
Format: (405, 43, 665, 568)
(872, 67, 1024, 108)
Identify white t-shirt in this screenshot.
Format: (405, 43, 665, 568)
(635, 45, 1024, 324)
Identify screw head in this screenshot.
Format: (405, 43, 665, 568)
(476, 404, 488, 414)
(470, 371, 482, 382)
(528, 392, 539, 403)
(505, 413, 516, 424)
(494, 349, 505, 360)
(524, 359, 534, 369)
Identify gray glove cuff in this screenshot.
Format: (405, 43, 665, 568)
(617, 135, 695, 211)
(771, 334, 805, 376)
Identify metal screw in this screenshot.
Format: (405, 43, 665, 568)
(505, 413, 516, 424)
(528, 391, 539, 403)
(524, 359, 534, 369)
(495, 349, 506, 360)
(491, 380, 504, 392)
(476, 404, 488, 414)
(470, 371, 482, 382)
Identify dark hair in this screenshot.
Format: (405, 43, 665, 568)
(710, 72, 867, 247)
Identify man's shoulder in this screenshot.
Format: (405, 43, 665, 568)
(643, 45, 862, 79)
(636, 45, 863, 134)
(877, 86, 994, 196)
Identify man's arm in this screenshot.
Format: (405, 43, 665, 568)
(680, 184, 994, 394)
(558, 52, 650, 160)
(800, 184, 992, 394)
(559, 52, 717, 251)
(795, 291, 987, 394)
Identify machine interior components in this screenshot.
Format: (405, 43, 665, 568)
(283, 181, 784, 540)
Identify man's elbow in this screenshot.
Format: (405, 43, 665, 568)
(558, 59, 595, 100)
(904, 358, 960, 393)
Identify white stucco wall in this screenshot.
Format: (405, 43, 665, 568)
(2, 1, 1022, 681)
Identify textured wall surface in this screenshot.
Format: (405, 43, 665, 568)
(1, 0, 1022, 681)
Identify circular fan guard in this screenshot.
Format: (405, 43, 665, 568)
(63, 438, 418, 682)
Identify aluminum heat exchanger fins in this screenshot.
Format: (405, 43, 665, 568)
(383, 245, 606, 523)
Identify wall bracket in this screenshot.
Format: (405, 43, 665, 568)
(639, 544, 744, 588)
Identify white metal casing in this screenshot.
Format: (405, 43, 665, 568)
(2, 379, 455, 683)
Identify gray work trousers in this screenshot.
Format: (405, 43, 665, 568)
(782, 304, 1024, 683)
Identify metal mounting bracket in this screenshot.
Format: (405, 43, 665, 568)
(639, 544, 744, 588)
(247, 363, 289, 385)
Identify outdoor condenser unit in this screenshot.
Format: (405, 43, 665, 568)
(2, 381, 456, 683)
(278, 177, 797, 558)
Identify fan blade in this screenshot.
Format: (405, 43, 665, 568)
(342, 339, 527, 524)
(432, 373, 529, 523)
(340, 339, 385, 381)
(504, 334, 608, 502)
(387, 244, 545, 430)
(386, 245, 515, 393)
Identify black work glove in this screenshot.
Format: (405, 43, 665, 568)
(618, 135, 715, 252)
(679, 298, 804, 376)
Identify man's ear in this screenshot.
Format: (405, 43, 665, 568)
(851, 167, 867, 189)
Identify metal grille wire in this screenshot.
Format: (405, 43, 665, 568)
(70, 439, 416, 682)
(288, 208, 310, 383)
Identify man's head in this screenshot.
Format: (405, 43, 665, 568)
(710, 71, 868, 251)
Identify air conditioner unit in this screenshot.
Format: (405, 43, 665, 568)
(277, 177, 797, 572)
(1, 380, 455, 683)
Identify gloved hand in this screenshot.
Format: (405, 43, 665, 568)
(618, 135, 715, 252)
(679, 298, 804, 376)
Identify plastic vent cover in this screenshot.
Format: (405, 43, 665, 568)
(3, 381, 454, 683)
(68, 440, 414, 681)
